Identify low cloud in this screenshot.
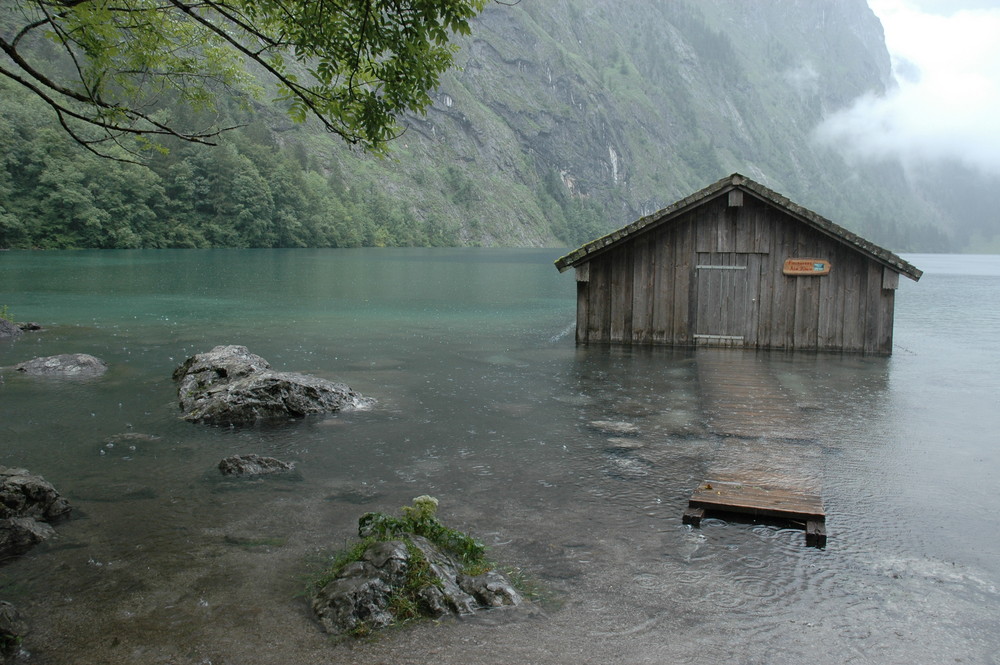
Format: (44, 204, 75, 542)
(784, 62, 820, 96)
(815, 1, 1000, 177)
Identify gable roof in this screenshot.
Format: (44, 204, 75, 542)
(554, 173, 923, 281)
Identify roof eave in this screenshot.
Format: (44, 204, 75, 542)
(554, 173, 922, 282)
(554, 174, 739, 272)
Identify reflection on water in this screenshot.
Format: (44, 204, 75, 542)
(1, 249, 998, 665)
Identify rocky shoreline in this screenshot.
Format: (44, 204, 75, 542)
(1, 467, 71, 664)
(1, 344, 524, 661)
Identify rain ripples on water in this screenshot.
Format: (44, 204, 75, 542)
(1, 249, 998, 665)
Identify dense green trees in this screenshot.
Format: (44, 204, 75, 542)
(0, 79, 467, 249)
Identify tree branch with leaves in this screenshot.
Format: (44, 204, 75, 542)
(0, 0, 488, 160)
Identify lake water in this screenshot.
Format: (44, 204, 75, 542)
(1, 249, 998, 665)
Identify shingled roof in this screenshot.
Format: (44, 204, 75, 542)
(554, 173, 923, 281)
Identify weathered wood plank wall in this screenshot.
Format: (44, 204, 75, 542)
(574, 194, 900, 354)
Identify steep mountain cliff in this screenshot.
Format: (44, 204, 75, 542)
(0, 0, 967, 251)
(329, 0, 950, 250)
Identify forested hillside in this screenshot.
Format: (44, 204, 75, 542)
(0, 0, 973, 251)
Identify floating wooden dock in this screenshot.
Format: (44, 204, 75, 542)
(683, 479, 826, 547)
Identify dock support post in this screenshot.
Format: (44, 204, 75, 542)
(682, 506, 705, 527)
(806, 519, 826, 548)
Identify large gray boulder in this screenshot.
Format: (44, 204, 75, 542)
(173, 345, 272, 396)
(173, 345, 373, 426)
(12, 353, 107, 377)
(0, 467, 70, 561)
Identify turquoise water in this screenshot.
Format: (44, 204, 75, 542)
(1, 249, 998, 665)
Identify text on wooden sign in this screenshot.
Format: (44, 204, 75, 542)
(783, 258, 831, 276)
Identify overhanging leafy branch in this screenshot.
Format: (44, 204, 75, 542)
(0, 0, 488, 160)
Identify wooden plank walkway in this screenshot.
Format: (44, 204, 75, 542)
(688, 350, 827, 547)
(697, 350, 812, 440)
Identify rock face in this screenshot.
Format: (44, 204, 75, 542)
(0, 518, 54, 560)
(0, 320, 20, 339)
(12, 353, 107, 377)
(173, 345, 373, 425)
(218, 454, 294, 476)
(312, 536, 521, 637)
(0, 467, 71, 560)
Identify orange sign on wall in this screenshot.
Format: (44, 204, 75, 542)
(783, 258, 831, 276)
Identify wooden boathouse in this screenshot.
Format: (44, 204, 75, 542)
(554, 173, 922, 355)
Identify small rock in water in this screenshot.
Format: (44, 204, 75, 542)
(107, 433, 161, 444)
(0, 601, 29, 661)
(324, 487, 381, 505)
(218, 454, 295, 477)
(605, 437, 646, 450)
(0, 467, 71, 522)
(12, 353, 108, 378)
(0, 466, 71, 559)
(587, 420, 640, 436)
(0, 319, 22, 339)
(612, 399, 657, 417)
(604, 455, 653, 479)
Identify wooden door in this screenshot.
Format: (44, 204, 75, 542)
(693, 253, 761, 346)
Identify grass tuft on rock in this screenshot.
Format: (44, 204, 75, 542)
(310, 495, 501, 637)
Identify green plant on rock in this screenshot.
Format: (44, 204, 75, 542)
(389, 539, 440, 621)
(311, 495, 496, 637)
(312, 496, 491, 594)
(310, 538, 373, 592)
(0, 629, 23, 658)
(357, 494, 487, 567)
(0, 305, 11, 322)
(308, 495, 550, 641)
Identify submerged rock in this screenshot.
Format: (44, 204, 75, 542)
(587, 420, 640, 436)
(12, 353, 107, 377)
(0, 467, 70, 561)
(173, 345, 373, 425)
(605, 437, 646, 450)
(218, 454, 294, 477)
(0, 601, 28, 663)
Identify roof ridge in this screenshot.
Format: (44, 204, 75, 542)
(554, 174, 922, 281)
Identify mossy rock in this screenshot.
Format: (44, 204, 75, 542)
(310, 497, 521, 638)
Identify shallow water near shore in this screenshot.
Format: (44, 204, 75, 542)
(1, 249, 998, 664)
